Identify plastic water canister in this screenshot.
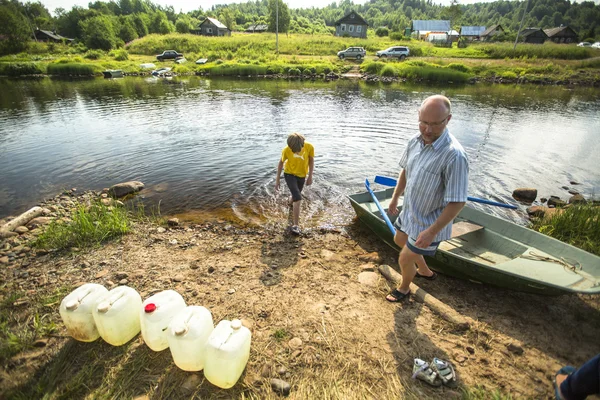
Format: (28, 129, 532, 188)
(140, 290, 186, 351)
(92, 286, 142, 346)
(204, 319, 252, 389)
(59, 283, 108, 342)
(167, 306, 214, 371)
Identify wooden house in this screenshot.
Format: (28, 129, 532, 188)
(334, 11, 368, 38)
(191, 17, 230, 37)
(245, 24, 268, 33)
(521, 28, 548, 44)
(460, 26, 486, 41)
(481, 24, 505, 41)
(34, 29, 73, 43)
(544, 26, 578, 44)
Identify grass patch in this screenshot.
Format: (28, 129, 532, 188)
(530, 203, 600, 256)
(396, 62, 471, 83)
(32, 201, 131, 251)
(46, 62, 96, 76)
(0, 62, 45, 76)
(271, 328, 289, 341)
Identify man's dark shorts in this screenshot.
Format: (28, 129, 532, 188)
(393, 216, 440, 257)
(284, 173, 305, 202)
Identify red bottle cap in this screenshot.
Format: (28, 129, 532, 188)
(144, 303, 157, 313)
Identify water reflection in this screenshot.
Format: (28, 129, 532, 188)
(0, 77, 599, 228)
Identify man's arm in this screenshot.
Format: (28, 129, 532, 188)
(275, 160, 284, 190)
(387, 169, 406, 216)
(414, 202, 465, 248)
(306, 156, 314, 185)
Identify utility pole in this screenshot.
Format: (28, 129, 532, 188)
(514, 0, 530, 50)
(276, 0, 279, 54)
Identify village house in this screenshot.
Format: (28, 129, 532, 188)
(521, 28, 548, 44)
(245, 24, 268, 33)
(334, 11, 368, 38)
(34, 29, 73, 43)
(544, 25, 578, 44)
(460, 26, 486, 41)
(190, 17, 230, 37)
(411, 20, 451, 40)
(481, 24, 505, 41)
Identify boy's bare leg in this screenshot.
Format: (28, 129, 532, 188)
(292, 200, 301, 226)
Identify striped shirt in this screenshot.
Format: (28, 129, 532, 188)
(399, 128, 469, 242)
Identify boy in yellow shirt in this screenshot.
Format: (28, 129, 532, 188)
(275, 133, 315, 235)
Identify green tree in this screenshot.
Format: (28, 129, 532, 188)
(441, 0, 462, 31)
(132, 13, 148, 37)
(0, 3, 31, 54)
(80, 14, 118, 50)
(219, 7, 235, 30)
(175, 15, 192, 33)
(268, 0, 290, 33)
(119, 15, 138, 42)
(149, 10, 174, 34)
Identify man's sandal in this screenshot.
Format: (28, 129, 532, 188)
(412, 358, 442, 387)
(553, 366, 576, 400)
(431, 357, 456, 386)
(386, 289, 409, 303)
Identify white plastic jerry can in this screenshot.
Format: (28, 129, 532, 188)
(59, 283, 109, 342)
(167, 306, 214, 371)
(204, 319, 252, 389)
(140, 290, 186, 351)
(92, 286, 142, 346)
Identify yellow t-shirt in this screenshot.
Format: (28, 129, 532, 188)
(281, 142, 314, 178)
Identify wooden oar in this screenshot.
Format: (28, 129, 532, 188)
(374, 175, 518, 210)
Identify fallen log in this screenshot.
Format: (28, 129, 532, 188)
(378, 264, 470, 330)
(0, 206, 43, 238)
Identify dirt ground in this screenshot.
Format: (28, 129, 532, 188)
(1, 213, 599, 399)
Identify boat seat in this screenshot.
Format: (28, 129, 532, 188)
(451, 221, 484, 238)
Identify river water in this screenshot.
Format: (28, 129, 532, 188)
(1, 77, 599, 227)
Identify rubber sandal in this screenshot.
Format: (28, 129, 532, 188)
(416, 271, 437, 281)
(290, 225, 301, 235)
(553, 366, 576, 400)
(412, 358, 442, 387)
(386, 288, 409, 303)
(431, 357, 456, 386)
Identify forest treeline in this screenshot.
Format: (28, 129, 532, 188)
(1, 0, 599, 53)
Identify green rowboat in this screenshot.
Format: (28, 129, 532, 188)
(348, 187, 600, 296)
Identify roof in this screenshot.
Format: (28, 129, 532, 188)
(36, 29, 72, 41)
(246, 24, 268, 31)
(460, 26, 486, 36)
(482, 24, 503, 36)
(412, 20, 450, 32)
(201, 17, 228, 29)
(544, 26, 578, 37)
(522, 28, 547, 37)
(335, 11, 368, 26)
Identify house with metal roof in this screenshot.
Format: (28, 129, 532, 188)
(411, 20, 451, 40)
(481, 24, 505, 41)
(543, 26, 578, 44)
(245, 24, 268, 33)
(460, 26, 486, 41)
(334, 10, 368, 38)
(34, 29, 73, 43)
(191, 17, 230, 37)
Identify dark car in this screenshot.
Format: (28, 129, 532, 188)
(156, 50, 184, 61)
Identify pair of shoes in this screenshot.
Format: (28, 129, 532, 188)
(290, 225, 301, 235)
(386, 288, 409, 303)
(416, 271, 437, 281)
(412, 358, 442, 387)
(412, 358, 456, 387)
(553, 366, 576, 400)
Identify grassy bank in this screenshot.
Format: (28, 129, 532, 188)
(1, 33, 599, 83)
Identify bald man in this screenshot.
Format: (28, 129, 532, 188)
(386, 95, 469, 302)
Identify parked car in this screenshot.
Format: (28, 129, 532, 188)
(156, 50, 184, 61)
(375, 46, 410, 60)
(592, 42, 600, 49)
(337, 47, 366, 60)
(577, 42, 591, 47)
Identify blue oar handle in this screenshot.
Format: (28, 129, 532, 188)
(365, 179, 397, 236)
(373, 175, 517, 210)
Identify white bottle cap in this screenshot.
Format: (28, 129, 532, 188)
(65, 299, 79, 311)
(97, 301, 110, 313)
(230, 319, 242, 330)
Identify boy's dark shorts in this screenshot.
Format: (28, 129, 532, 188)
(284, 173, 305, 202)
(394, 216, 440, 256)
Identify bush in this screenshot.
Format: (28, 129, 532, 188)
(389, 32, 404, 40)
(375, 27, 389, 37)
(500, 71, 518, 79)
(288, 67, 301, 76)
(362, 61, 385, 74)
(446, 63, 471, 73)
(381, 64, 397, 77)
(113, 49, 129, 61)
(397, 64, 470, 82)
(0, 62, 44, 76)
(84, 50, 104, 59)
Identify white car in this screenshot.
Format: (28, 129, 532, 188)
(376, 46, 410, 60)
(592, 42, 600, 49)
(577, 42, 591, 47)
